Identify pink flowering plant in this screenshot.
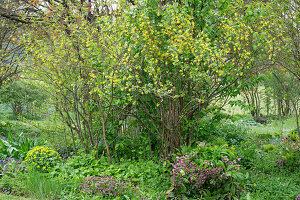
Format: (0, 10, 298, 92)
(78, 175, 131, 197)
(276, 134, 300, 171)
(170, 143, 243, 199)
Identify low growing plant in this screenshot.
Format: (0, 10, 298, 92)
(79, 175, 130, 197)
(215, 120, 250, 146)
(0, 159, 25, 196)
(0, 158, 23, 178)
(23, 169, 63, 200)
(170, 143, 244, 199)
(277, 135, 300, 171)
(24, 146, 61, 172)
(0, 132, 43, 159)
(51, 154, 170, 198)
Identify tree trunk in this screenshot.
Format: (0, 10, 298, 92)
(284, 99, 290, 116)
(277, 99, 282, 118)
(12, 102, 23, 115)
(99, 103, 111, 163)
(291, 99, 300, 139)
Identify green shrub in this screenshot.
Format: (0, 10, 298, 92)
(194, 118, 249, 146)
(0, 120, 11, 136)
(112, 135, 153, 161)
(24, 146, 61, 171)
(191, 143, 238, 163)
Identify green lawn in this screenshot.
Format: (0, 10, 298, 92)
(251, 116, 297, 135)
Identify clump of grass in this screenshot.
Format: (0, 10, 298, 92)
(23, 169, 62, 200)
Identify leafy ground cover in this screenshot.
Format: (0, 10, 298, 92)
(0, 109, 299, 199)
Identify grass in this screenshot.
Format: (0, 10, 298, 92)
(251, 117, 298, 136)
(23, 170, 63, 200)
(0, 193, 36, 200)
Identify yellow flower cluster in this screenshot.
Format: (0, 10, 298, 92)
(24, 146, 61, 171)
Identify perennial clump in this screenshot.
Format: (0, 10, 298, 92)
(170, 144, 242, 199)
(79, 175, 129, 197)
(276, 135, 300, 170)
(24, 146, 61, 171)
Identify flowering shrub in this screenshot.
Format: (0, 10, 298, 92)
(170, 144, 243, 198)
(24, 146, 61, 171)
(277, 135, 300, 171)
(296, 194, 300, 200)
(281, 135, 299, 151)
(79, 175, 130, 197)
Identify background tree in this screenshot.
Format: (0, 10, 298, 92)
(263, 69, 300, 136)
(0, 18, 24, 87)
(0, 80, 48, 115)
(267, 0, 299, 80)
(264, 0, 299, 136)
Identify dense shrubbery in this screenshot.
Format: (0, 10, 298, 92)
(112, 135, 155, 161)
(0, 120, 41, 138)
